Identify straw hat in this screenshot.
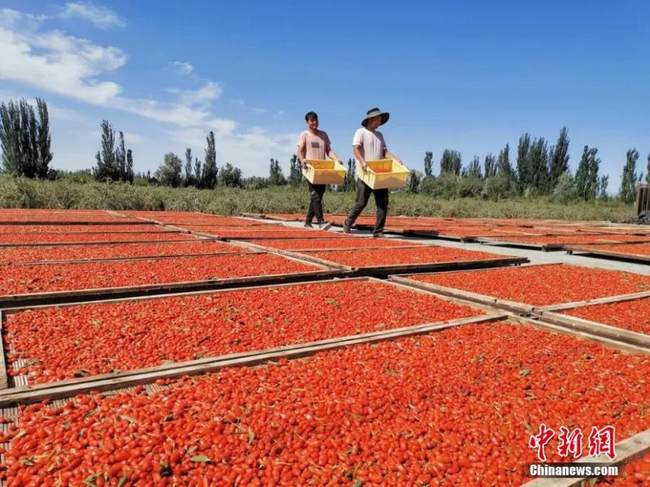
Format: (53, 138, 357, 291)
(361, 107, 390, 128)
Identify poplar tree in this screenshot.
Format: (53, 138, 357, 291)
(619, 149, 640, 203)
(483, 153, 496, 178)
(202, 131, 218, 189)
(516, 133, 531, 190)
(466, 156, 482, 179)
(0, 98, 53, 177)
(496, 144, 514, 180)
(549, 127, 570, 189)
(439, 149, 461, 175)
(424, 151, 433, 177)
(184, 148, 193, 186)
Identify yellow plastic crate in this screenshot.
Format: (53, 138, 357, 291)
(360, 159, 410, 189)
(302, 159, 347, 185)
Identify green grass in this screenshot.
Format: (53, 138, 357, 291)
(0, 175, 634, 222)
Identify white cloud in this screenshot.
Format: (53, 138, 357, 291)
(170, 124, 298, 176)
(166, 81, 223, 107)
(170, 61, 193, 76)
(0, 9, 126, 104)
(0, 7, 297, 175)
(0, 9, 46, 31)
(229, 98, 271, 116)
(121, 131, 144, 145)
(45, 103, 83, 121)
(0, 9, 216, 125)
(59, 2, 124, 29)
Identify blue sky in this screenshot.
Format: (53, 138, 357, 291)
(1, 1, 649, 190)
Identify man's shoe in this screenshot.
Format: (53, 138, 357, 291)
(372, 231, 385, 238)
(318, 221, 332, 230)
(304, 222, 313, 228)
(342, 222, 351, 234)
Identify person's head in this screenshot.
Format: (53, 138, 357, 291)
(365, 115, 383, 130)
(361, 107, 389, 131)
(305, 111, 319, 131)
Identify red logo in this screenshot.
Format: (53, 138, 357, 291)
(588, 426, 616, 460)
(529, 423, 555, 462)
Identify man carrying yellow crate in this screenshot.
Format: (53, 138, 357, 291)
(297, 111, 341, 228)
(343, 107, 404, 237)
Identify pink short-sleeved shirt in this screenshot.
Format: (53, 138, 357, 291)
(297, 130, 331, 161)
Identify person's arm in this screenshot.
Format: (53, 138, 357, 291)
(298, 147, 307, 168)
(296, 134, 307, 168)
(323, 134, 340, 163)
(385, 149, 403, 165)
(353, 145, 367, 171)
(327, 148, 341, 162)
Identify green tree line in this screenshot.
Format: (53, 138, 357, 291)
(405, 127, 642, 203)
(2, 98, 649, 203)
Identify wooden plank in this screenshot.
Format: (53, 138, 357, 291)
(538, 310, 650, 349)
(512, 315, 650, 355)
(0, 228, 182, 236)
(523, 428, 650, 487)
(0, 313, 505, 406)
(262, 248, 352, 272)
(392, 267, 650, 316)
(389, 275, 536, 314)
(388, 261, 556, 283)
(381, 277, 502, 315)
(536, 291, 650, 313)
(349, 256, 529, 277)
(8, 307, 498, 393)
(130, 216, 165, 225)
(185, 229, 337, 242)
(9, 250, 263, 267)
(567, 245, 650, 264)
(1, 276, 371, 315)
(260, 247, 354, 271)
(159, 223, 200, 233)
(0, 237, 205, 248)
(402, 230, 469, 241)
(1, 276, 495, 389)
(575, 227, 650, 236)
(477, 237, 547, 248)
(0, 220, 150, 226)
(477, 238, 563, 251)
(278, 248, 528, 276)
(270, 245, 423, 252)
(240, 243, 428, 253)
(0, 226, 180, 235)
(0, 312, 8, 390)
(241, 212, 267, 219)
(232, 240, 371, 271)
(402, 229, 443, 237)
(232, 233, 348, 241)
(0, 268, 347, 309)
(8, 341, 27, 389)
(401, 261, 557, 274)
(482, 236, 650, 249)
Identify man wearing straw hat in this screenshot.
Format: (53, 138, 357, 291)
(297, 111, 341, 228)
(343, 107, 404, 237)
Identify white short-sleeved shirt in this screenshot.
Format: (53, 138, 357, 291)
(352, 127, 387, 178)
(297, 130, 331, 161)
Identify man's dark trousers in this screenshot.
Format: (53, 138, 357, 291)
(345, 179, 388, 234)
(306, 181, 326, 223)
